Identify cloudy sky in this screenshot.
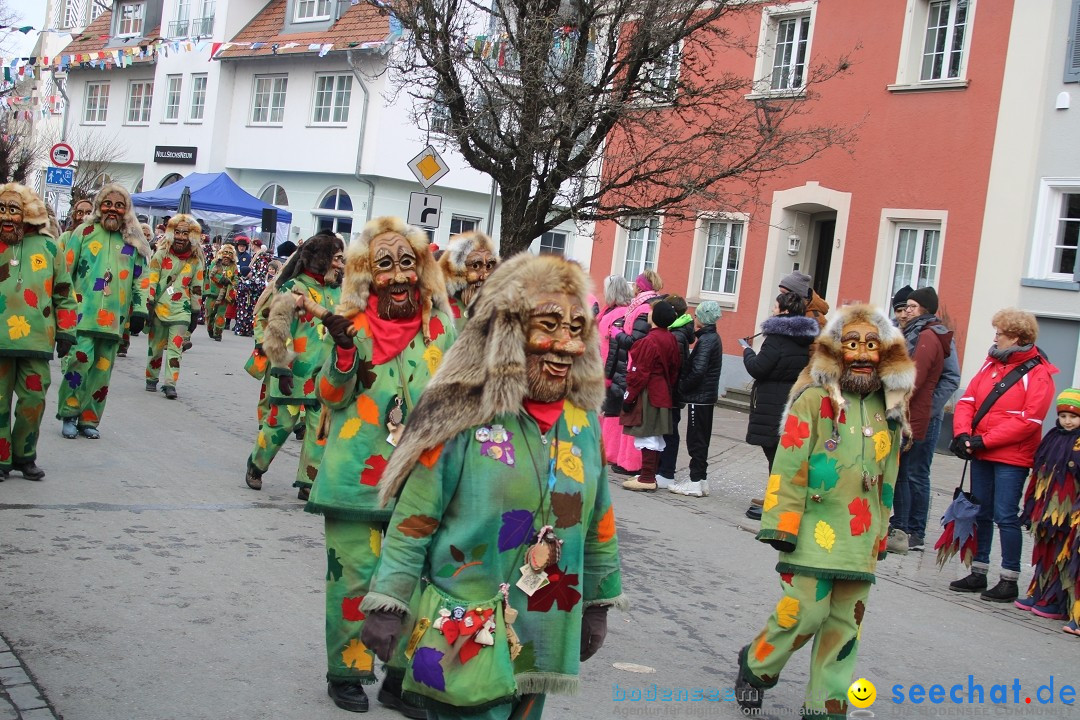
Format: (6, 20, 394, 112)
(5, 0, 51, 57)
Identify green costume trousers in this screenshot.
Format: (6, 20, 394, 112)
(0, 357, 51, 468)
(249, 402, 323, 489)
(324, 518, 409, 683)
(426, 694, 546, 719)
(57, 334, 120, 429)
(742, 574, 870, 719)
(205, 300, 227, 339)
(146, 320, 189, 388)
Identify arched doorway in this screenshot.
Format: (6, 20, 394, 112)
(158, 173, 183, 188)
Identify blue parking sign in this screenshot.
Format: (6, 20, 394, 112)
(46, 166, 74, 187)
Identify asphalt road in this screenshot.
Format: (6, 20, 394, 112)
(1, 332, 1076, 720)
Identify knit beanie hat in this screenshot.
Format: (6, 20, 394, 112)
(907, 286, 939, 315)
(650, 300, 677, 329)
(892, 285, 914, 310)
(695, 300, 722, 325)
(779, 271, 812, 299)
(1058, 388, 1080, 415)
(636, 273, 655, 293)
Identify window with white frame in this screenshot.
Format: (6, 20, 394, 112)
(260, 184, 289, 206)
(311, 73, 352, 124)
(539, 230, 567, 256)
(430, 95, 450, 134)
(315, 188, 352, 236)
(621, 217, 660, 281)
(126, 80, 153, 124)
(170, 0, 190, 36)
(251, 75, 288, 125)
(83, 82, 109, 123)
(116, 1, 145, 36)
(1030, 179, 1080, 281)
(449, 216, 479, 235)
(63, 0, 84, 29)
(700, 219, 744, 295)
(890, 224, 941, 297)
(295, 0, 332, 21)
(892, 0, 975, 88)
(90, 0, 105, 20)
(163, 75, 182, 121)
(642, 43, 681, 103)
(189, 74, 207, 121)
(752, 3, 816, 95)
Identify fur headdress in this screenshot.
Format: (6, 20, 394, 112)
(158, 213, 199, 256)
(337, 216, 450, 342)
(90, 183, 150, 259)
(787, 303, 916, 435)
(438, 230, 497, 297)
(378, 253, 604, 505)
(274, 232, 343, 290)
(0, 182, 52, 238)
(213, 243, 237, 263)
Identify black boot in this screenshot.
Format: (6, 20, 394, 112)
(162, 386, 178, 400)
(735, 645, 764, 712)
(245, 458, 264, 491)
(294, 424, 306, 441)
(745, 505, 762, 520)
(327, 681, 369, 713)
(378, 674, 426, 719)
(12, 460, 44, 481)
(981, 578, 1019, 603)
(297, 486, 310, 501)
(949, 571, 988, 593)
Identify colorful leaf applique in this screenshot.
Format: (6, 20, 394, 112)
(341, 596, 365, 622)
(596, 505, 616, 543)
(326, 547, 344, 581)
(6, 315, 30, 340)
(555, 442, 584, 483)
(551, 491, 582, 529)
(397, 514, 439, 539)
(359, 454, 388, 486)
(355, 394, 379, 425)
(29, 253, 46, 272)
(418, 444, 443, 469)
(763, 474, 781, 511)
(25, 374, 42, 392)
(563, 403, 589, 434)
(22, 289, 38, 308)
(498, 509, 535, 552)
(412, 647, 446, 691)
(872, 430, 892, 462)
(814, 520, 836, 552)
(808, 453, 839, 491)
(848, 497, 872, 536)
(815, 578, 833, 602)
(341, 638, 373, 671)
(422, 343, 443, 376)
(526, 566, 581, 612)
(339, 417, 362, 440)
(56, 308, 77, 329)
(780, 414, 810, 449)
(775, 596, 800, 629)
(777, 511, 801, 536)
(369, 527, 381, 557)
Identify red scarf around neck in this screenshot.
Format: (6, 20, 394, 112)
(523, 398, 566, 433)
(364, 306, 422, 364)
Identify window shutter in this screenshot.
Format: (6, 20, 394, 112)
(1067, 0, 1080, 83)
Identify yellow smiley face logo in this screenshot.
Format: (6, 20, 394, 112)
(848, 678, 877, 708)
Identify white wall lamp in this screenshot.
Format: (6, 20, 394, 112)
(787, 233, 802, 256)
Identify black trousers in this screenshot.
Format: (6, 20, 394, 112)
(658, 408, 682, 478)
(685, 403, 714, 482)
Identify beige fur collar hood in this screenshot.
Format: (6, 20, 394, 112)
(89, 183, 151, 260)
(439, 230, 496, 297)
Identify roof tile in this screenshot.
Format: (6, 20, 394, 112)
(217, 0, 392, 60)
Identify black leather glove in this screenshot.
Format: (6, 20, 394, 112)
(187, 315, 198, 334)
(55, 338, 73, 358)
(360, 610, 405, 663)
(322, 313, 355, 349)
(766, 539, 797, 553)
(278, 374, 294, 396)
(967, 436, 986, 453)
(949, 433, 971, 459)
(128, 315, 145, 336)
(580, 605, 609, 661)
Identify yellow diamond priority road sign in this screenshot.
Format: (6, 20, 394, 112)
(407, 145, 450, 189)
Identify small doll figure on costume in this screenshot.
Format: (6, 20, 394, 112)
(735, 304, 913, 720)
(1016, 388, 1080, 635)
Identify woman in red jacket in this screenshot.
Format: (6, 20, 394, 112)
(949, 309, 1057, 603)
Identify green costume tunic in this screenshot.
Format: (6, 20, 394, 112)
(146, 247, 204, 388)
(243, 288, 274, 426)
(57, 222, 149, 427)
(248, 276, 339, 488)
(744, 386, 902, 719)
(364, 406, 625, 710)
(0, 232, 78, 467)
(203, 262, 238, 339)
(307, 309, 456, 684)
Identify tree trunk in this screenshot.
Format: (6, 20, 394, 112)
(496, 184, 535, 258)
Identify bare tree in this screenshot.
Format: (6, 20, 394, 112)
(381, 0, 855, 257)
(40, 127, 127, 213)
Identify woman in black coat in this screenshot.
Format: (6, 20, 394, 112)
(741, 292, 820, 518)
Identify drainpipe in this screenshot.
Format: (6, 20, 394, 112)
(53, 70, 70, 142)
(346, 49, 375, 222)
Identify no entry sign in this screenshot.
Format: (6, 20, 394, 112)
(50, 143, 75, 167)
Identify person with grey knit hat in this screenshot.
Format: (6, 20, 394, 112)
(779, 271, 829, 330)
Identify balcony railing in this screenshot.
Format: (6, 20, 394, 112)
(167, 15, 215, 38)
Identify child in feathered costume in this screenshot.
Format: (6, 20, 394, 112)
(1016, 388, 1080, 634)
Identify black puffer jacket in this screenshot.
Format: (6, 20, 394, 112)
(602, 313, 633, 416)
(669, 318, 696, 407)
(742, 314, 820, 447)
(679, 324, 723, 405)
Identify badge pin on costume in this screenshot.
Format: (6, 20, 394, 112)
(478, 424, 516, 466)
(386, 394, 405, 447)
(517, 526, 561, 596)
(102, 270, 113, 296)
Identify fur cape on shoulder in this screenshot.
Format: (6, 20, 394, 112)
(377, 253, 605, 506)
(89, 183, 151, 259)
(438, 230, 496, 297)
(760, 314, 821, 339)
(787, 304, 916, 435)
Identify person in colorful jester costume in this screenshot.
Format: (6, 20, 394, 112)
(438, 230, 498, 331)
(305, 216, 456, 717)
(1016, 388, 1080, 632)
(0, 183, 78, 480)
(203, 243, 239, 341)
(57, 183, 151, 440)
(736, 304, 913, 720)
(58, 197, 93, 251)
(360, 254, 626, 720)
(144, 214, 205, 400)
(243, 257, 283, 427)
(245, 233, 344, 498)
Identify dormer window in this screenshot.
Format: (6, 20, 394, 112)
(295, 0, 332, 22)
(116, 1, 145, 37)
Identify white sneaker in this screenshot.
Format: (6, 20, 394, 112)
(669, 479, 704, 497)
(699, 479, 710, 497)
(654, 474, 674, 489)
(886, 528, 909, 555)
